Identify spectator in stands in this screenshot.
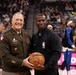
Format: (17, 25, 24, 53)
(0, 22, 5, 68)
(73, 4, 76, 11)
(45, 9, 51, 21)
(30, 13, 62, 75)
(0, 12, 34, 75)
(0, 0, 30, 30)
(4, 14, 10, 23)
(34, 1, 40, 13)
(73, 16, 76, 25)
(73, 31, 76, 46)
(73, 16, 76, 38)
(0, 23, 5, 40)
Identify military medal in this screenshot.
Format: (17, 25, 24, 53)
(12, 38, 17, 42)
(14, 48, 17, 51)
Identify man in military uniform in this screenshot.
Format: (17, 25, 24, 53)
(0, 12, 34, 75)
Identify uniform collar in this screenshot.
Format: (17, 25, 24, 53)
(12, 26, 21, 35)
(38, 28, 47, 37)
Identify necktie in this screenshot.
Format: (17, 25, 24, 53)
(18, 33, 22, 39)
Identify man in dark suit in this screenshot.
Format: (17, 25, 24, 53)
(30, 13, 62, 75)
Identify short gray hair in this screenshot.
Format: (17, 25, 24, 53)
(12, 12, 24, 20)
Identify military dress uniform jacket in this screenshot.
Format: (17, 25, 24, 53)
(0, 28, 31, 72)
(30, 28, 62, 75)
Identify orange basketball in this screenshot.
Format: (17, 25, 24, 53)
(29, 52, 45, 68)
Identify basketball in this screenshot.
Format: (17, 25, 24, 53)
(29, 52, 45, 67)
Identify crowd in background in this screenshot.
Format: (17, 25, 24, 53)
(35, 0, 76, 46)
(0, 0, 29, 30)
(0, 0, 76, 45)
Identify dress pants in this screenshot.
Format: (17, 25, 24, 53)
(2, 71, 31, 75)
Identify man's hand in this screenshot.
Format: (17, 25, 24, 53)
(34, 65, 45, 70)
(22, 56, 34, 69)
